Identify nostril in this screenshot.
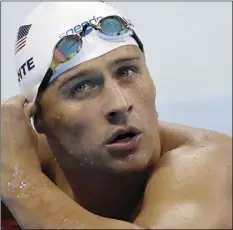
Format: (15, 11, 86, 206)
(107, 105, 133, 119)
(106, 111, 119, 123)
(108, 111, 118, 118)
(105, 105, 133, 123)
(128, 105, 133, 113)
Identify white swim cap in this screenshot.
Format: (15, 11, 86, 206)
(15, 2, 141, 102)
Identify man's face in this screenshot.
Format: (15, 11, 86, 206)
(38, 45, 161, 174)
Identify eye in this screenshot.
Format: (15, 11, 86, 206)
(117, 67, 135, 79)
(74, 82, 94, 93)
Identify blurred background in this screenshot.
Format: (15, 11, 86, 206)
(1, 2, 232, 135)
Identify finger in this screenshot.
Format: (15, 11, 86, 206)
(24, 102, 36, 119)
(2, 95, 26, 109)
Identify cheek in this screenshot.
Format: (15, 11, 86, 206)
(129, 73, 157, 131)
(134, 73, 156, 107)
(48, 103, 103, 148)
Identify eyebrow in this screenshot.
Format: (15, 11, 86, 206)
(59, 69, 99, 89)
(109, 56, 140, 68)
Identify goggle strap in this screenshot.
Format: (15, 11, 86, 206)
(131, 31, 144, 53)
(37, 68, 54, 97)
(80, 23, 98, 37)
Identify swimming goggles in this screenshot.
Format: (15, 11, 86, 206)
(37, 15, 144, 96)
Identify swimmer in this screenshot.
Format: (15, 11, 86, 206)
(1, 2, 232, 229)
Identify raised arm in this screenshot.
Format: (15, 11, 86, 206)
(1, 95, 142, 229)
(3, 171, 142, 229)
(134, 125, 232, 229)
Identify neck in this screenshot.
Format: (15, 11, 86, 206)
(48, 139, 153, 221)
(71, 165, 152, 221)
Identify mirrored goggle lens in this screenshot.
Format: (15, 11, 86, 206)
(99, 17, 128, 36)
(53, 35, 82, 64)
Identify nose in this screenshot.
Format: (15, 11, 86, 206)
(104, 86, 133, 125)
(106, 105, 133, 124)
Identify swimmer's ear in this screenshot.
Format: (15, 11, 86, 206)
(33, 101, 46, 134)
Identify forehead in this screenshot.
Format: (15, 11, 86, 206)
(94, 45, 144, 64)
(39, 45, 148, 106)
(39, 45, 144, 101)
(58, 45, 144, 78)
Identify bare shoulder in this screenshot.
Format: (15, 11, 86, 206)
(158, 120, 232, 152)
(157, 121, 232, 176)
(135, 121, 232, 229)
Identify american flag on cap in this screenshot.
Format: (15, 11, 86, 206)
(15, 24, 32, 54)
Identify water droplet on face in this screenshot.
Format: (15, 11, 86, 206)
(19, 180, 27, 189)
(12, 167, 20, 177)
(204, 136, 212, 141)
(56, 216, 69, 229)
(128, 154, 134, 160)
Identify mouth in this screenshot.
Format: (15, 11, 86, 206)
(105, 127, 142, 152)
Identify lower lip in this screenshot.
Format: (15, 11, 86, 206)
(106, 133, 142, 152)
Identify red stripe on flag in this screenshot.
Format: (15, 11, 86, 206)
(15, 36, 27, 47)
(15, 44, 26, 54)
(15, 39, 26, 51)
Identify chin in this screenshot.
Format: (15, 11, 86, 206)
(107, 149, 154, 174)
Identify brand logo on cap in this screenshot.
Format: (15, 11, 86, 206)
(59, 16, 103, 38)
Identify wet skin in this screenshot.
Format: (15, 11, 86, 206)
(33, 45, 160, 219)
(1, 45, 232, 229)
